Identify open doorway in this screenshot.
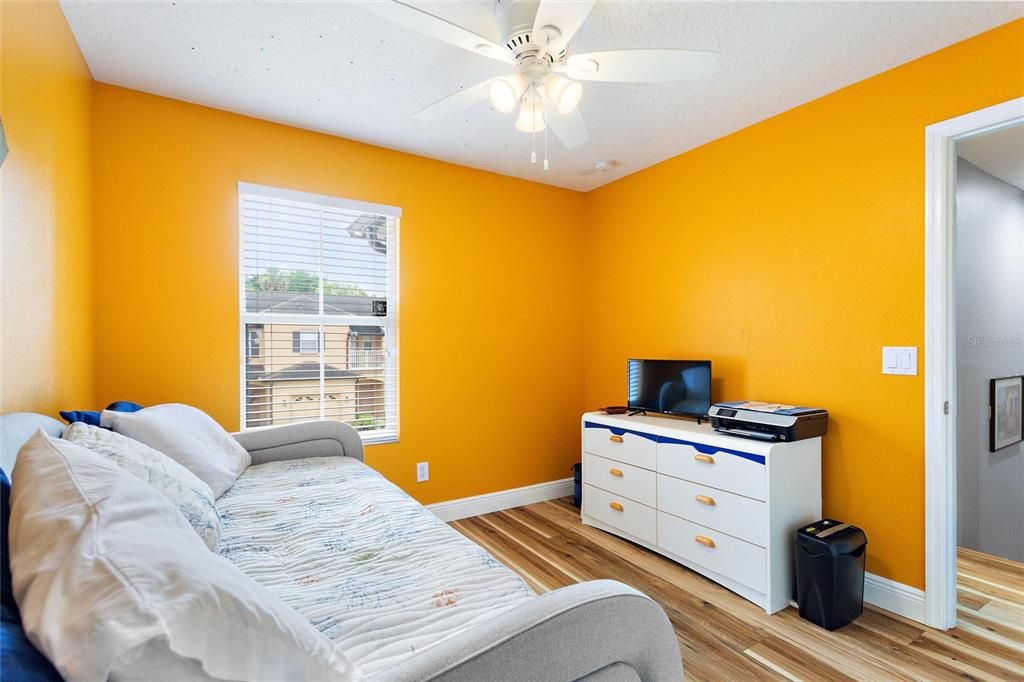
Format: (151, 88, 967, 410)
(953, 124, 1024, 631)
(924, 97, 1023, 631)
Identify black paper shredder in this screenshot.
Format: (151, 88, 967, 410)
(795, 519, 867, 630)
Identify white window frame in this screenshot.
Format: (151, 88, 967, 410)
(237, 181, 401, 444)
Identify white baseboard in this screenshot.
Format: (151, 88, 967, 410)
(864, 571, 926, 623)
(427, 477, 574, 522)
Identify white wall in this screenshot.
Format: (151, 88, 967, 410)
(955, 157, 1024, 563)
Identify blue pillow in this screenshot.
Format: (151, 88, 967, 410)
(1, 602, 18, 624)
(58, 400, 144, 427)
(56, 410, 101, 427)
(1, 468, 15, 615)
(1, 619, 62, 681)
(105, 401, 144, 414)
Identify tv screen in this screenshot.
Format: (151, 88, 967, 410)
(627, 359, 712, 418)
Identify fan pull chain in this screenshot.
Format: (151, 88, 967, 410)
(530, 96, 537, 164)
(543, 98, 549, 171)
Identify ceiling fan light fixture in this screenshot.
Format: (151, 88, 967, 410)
(545, 75, 583, 115)
(514, 100, 546, 133)
(488, 74, 525, 114)
(368, 0, 722, 175)
(558, 81, 582, 115)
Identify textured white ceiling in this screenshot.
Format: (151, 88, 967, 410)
(61, 1, 1024, 192)
(959, 124, 1024, 191)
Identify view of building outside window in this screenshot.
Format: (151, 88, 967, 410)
(240, 186, 398, 439)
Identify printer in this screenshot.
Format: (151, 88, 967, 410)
(709, 401, 828, 442)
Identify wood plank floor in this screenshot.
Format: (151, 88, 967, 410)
(956, 546, 1024, 670)
(451, 499, 1024, 681)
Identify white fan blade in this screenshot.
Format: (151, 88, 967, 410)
(533, 0, 596, 57)
(361, 1, 512, 64)
(563, 49, 718, 82)
(548, 107, 589, 148)
(413, 79, 492, 121)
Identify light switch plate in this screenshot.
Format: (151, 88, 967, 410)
(883, 346, 918, 375)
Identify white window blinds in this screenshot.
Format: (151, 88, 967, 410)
(239, 182, 400, 443)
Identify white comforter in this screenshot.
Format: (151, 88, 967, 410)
(217, 457, 534, 675)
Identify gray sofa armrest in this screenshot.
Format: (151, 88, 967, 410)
(231, 420, 364, 464)
(375, 580, 682, 682)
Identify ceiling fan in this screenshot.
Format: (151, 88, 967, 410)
(361, 0, 719, 171)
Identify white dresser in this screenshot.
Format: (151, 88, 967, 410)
(580, 412, 822, 614)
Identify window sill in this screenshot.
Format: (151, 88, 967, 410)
(360, 431, 398, 446)
(237, 422, 397, 446)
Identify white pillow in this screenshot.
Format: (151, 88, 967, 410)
(10, 431, 357, 682)
(63, 422, 222, 552)
(101, 403, 251, 497)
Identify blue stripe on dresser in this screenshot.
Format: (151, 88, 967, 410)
(583, 422, 660, 442)
(656, 435, 766, 465)
(584, 422, 765, 464)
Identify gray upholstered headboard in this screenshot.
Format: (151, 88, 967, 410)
(0, 413, 65, 473)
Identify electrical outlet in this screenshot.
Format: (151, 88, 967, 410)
(416, 462, 429, 483)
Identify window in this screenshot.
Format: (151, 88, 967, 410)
(292, 330, 320, 354)
(239, 182, 400, 443)
(246, 326, 263, 359)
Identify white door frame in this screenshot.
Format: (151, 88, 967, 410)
(924, 96, 1024, 630)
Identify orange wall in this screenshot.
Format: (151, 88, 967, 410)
(90, 85, 587, 503)
(583, 20, 1024, 588)
(0, 0, 94, 415)
(25, 5, 1020, 586)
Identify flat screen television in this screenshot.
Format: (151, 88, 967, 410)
(627, 359, 712, 420)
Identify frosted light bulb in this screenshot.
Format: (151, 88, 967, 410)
(488, 79, 517, 113)
(515, 101, 546, 133)
(546, 76, 583, 115)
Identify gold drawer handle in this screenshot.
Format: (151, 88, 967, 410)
(609, 468, 624, 478)
(694, 454, 715, 464)
(609, 435, 624, 443)
(609, 502, 624, 512)
(695, 535, 716, 548)
(695, 495, 716, 506)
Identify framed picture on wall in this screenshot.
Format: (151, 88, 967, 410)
(990, 375, 1023, 452)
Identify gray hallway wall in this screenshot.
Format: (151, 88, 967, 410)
(955, 157, 1024, 563)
